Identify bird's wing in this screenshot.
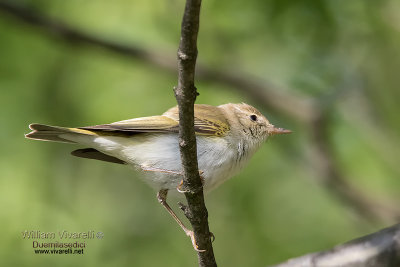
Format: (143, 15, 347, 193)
(79, 105, 230, 136)
(71, 148, 126, 164)
(79, 116, 179, 133)
(164, 104, 230, 136)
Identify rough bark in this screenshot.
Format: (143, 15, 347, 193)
(174, 0, 217, 266)
(270, 224, 400, 267)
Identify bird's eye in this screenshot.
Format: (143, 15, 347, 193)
(250, 114, 257, 122)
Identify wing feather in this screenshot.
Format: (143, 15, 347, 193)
(164, 105, 230, 136)
(79, 105, 230, 136)
(79, 116, 179, 133)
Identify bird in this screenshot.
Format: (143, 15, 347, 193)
(25, 103, 291, 251)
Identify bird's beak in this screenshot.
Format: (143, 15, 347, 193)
(267, 125, 292, 135)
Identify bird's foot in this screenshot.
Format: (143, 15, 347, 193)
(184, 229, 215, 252)
(177, 171, 205, 193)
(185, 229, 205, 252)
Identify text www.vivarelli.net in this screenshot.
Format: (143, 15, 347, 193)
(34, 247, 84, 255)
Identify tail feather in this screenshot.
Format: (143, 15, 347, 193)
(25, 124, 127, 165)
(25, 123, 80, 144)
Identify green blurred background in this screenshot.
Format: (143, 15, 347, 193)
(1, 0, 400, 266)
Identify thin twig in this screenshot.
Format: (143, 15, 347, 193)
(174, 0, 217, 266)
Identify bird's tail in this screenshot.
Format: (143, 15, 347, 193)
(25, 123, 95, 144)
(25, 123, 126, 164)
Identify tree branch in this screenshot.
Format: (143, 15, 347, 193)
(0, 0, 314, 122)
(270, 223, 400, 267)
(174, 0, 217, 266)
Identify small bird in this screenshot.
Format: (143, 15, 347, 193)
(25, 103, 291, 250)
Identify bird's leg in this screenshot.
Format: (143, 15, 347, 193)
(142, 166, 214, 247)
(140, 165, 204, 193)
(157, 189, 205, 252)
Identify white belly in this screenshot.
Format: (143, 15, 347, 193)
(63, 133, 250, 192)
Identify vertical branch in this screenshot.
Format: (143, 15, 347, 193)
(173, 0, 217, 266)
